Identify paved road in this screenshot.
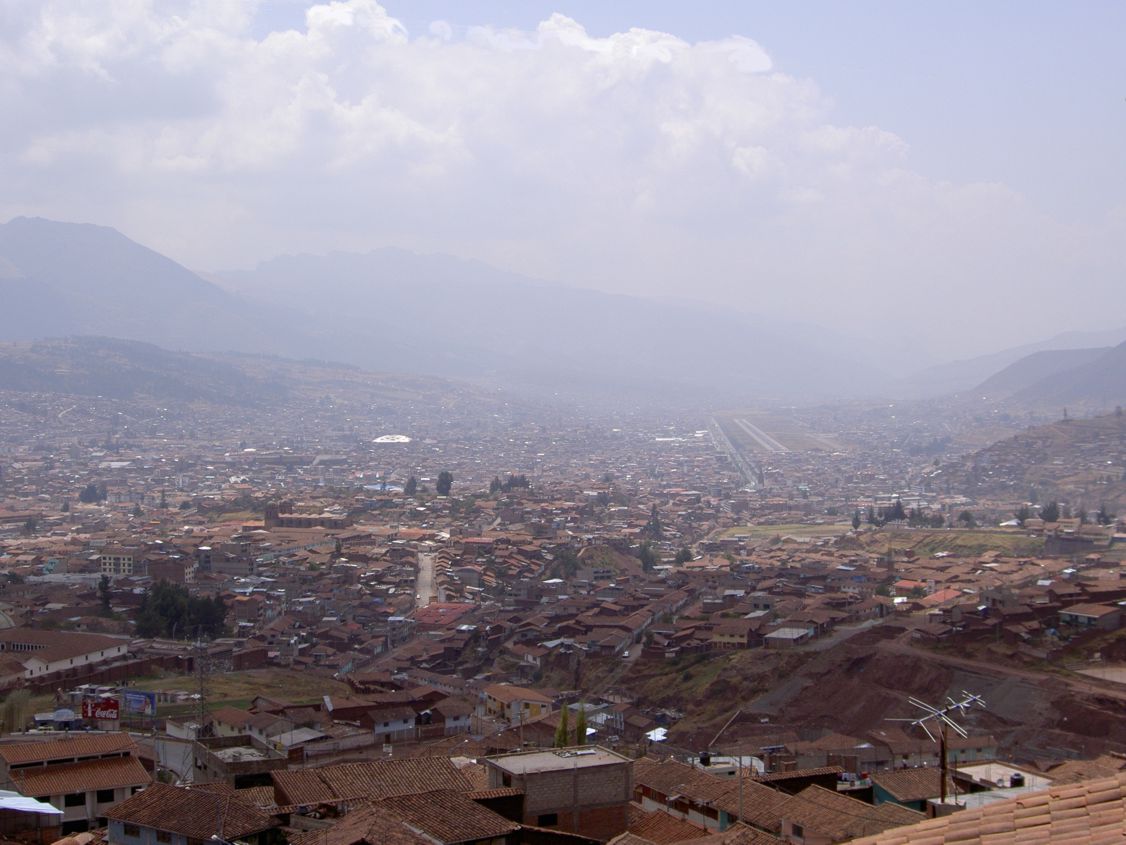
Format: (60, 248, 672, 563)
(803, 618, 883, 652)
(733, 417, 789, 454)
(415, 552, 437, 607)
(709, 418, 759, 488)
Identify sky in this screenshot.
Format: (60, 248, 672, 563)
(2, 0, 1125, 359)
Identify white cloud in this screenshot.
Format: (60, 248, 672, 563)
(0, 0, 1122, 357)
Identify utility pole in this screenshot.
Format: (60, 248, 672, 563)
(195, 635, 208, 738)
(890, 691, 986, 808)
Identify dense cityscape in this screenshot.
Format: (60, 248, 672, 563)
(2, 2, 1125, 843)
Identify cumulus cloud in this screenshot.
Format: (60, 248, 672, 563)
(0, 0, 1122, 357)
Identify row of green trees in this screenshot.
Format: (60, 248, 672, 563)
(489, 473, 530, 494)
(135, 582, 228, 640)
(554, 704, 589, 747)
(1015, 502, 1116, 526)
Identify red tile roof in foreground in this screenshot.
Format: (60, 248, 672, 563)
(14, 754, 150, 797)
(105, 783, 276, 840)
(0, 733, 136, 766)
(848, 770, 1126, 844)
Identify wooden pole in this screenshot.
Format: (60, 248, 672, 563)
(940, 722, 948, 804)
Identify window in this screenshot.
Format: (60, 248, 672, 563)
(537, 813, 558, 827)
(791, 823, 804, 840)
(156, 831, 172, 843)
(502, 773, 512, 788)
(64, 793, 85, 807)
(97, 788, 115, 803)
(123, 824, 140, 837)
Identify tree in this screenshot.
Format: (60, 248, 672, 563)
(98, 574, 113, 617)
(554, 706, 570, 748)
(489, 476, 502, 494)
(61, 500, 70, 513)
(866, 506, 878, 525)
(436, 471, 453, 496)
(1015, 505, 1032, 526)
(1078, 507, 1089, 525)
(502, 473, 530, 492)
(403, 476, 417, 497)
(574, 704, 588, 746)
(956, 510, 977, 528)
(159, 489, 167, 509)
(851, 510, 861, 530)
(1097, 504, 1116, 526)
(674, 547, 693, 565)
(131, 503, 143, 518)
(79, 483, 104, 504)
(21, 517, 37, 536)
(1, 689, 31, 734)
(644, 504, 663, 539)
(178, 499, 192, 510)
(884, 499, 906, 522)
(638, 542, 658, 572)
(1040, 501, 1060, 523)
(135, 582, 228, 640)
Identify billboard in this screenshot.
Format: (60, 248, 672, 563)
(123, 691, 157, 717)
(82, 698, 120, 720)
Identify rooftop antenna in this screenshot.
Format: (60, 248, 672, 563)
(889, 691, 986, 804)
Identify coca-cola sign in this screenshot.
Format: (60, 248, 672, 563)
(82, 699, 120, 720)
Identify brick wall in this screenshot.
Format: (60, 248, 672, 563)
(518, 762, 632, 840)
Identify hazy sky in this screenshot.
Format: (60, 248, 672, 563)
(2, 1, 1124, 357)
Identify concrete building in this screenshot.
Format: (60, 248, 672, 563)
(484, 747, 632, 841)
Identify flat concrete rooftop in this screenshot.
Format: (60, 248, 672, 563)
(487, 747, 628, 774)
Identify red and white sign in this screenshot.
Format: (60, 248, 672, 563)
(82, 699, 120, 720)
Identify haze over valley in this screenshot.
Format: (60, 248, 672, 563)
(1, 3, 1126, 844)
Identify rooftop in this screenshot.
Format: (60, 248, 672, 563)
(487, 746, 629, 775)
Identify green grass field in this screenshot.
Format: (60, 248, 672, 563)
(859, 528, 1045, 557)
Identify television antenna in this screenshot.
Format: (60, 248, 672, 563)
(889, 691, 986, 804)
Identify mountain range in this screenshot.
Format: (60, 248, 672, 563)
(0, 217, 891, 406)
(2, 215, 1124, 408)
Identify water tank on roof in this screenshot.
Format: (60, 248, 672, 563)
(699, 751, 712, 767)
(1010, 773, 1025, 788)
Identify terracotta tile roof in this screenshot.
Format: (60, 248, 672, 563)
(848, 770, 1126, 844)
(14, 753, 150, 797)
(271, 756, 472, 805)
(610, 834, 661, 845)
(710, 780, 792, 832)
(105, 783, 277, 839)
(1045, 755, 1126, 785)
(672, 823, 786, 845)
(482, 683, 553, 704)
(288, 801, 429, 845)
(753, 766, 844, 783)
(871, 769, 955, 804)
(379, 789, 521, 843)
(628, 804, 709, 843)
(633, 758, 791, 834)
(778, 785, 924, 841)
(0, 733, 137, 766)
(465, 786, 523, 800)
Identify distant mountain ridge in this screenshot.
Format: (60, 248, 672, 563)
(0, 217, 882, 406)
(974, 348, 1110, 397)
(900, 325, 1126, 398)
(3, 215, 1122, 409)
(0, 336, 503, 413)
(0, 217, 292, 356)
(1010, 341, 1126, 407)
